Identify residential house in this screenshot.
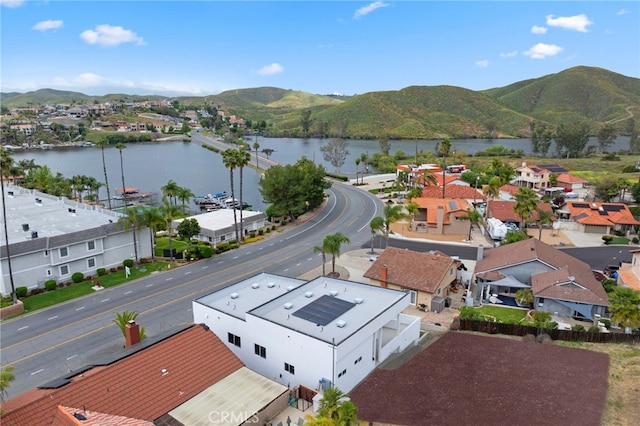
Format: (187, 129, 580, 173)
(498, 184, 520, 201)
(0, 324, 290, 426)
(473, 239, 609, 321)
(0, 185, 150, 296)
(420, 184, 484, 206)
(410, 197, 472, 235)
(562, 201, 639, 234)
(9, 123, 36, 137)
(556, 173, 588, 191)
(363, 247, 461, 310)
(615, 249, 640, 291)
(513, 162, 551, 190)
(192, 273, 421, 393)
(173, 209, 267, 247)
(486, 200, 554, 227)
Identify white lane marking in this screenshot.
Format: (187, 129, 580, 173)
(48, 316, 58, 320)
(31, 369, 44, 375)
(146, 283, 154, 287)
(296, 263, 301, 266)
(66, 355, 77, 360)
(202, 266, 209, 269)
(124, 291, 132, 295)
(101, 298, 110, 303)
(184, 271, 191, 275)
(76, 307, 85, 311)
(18, 326, 29, 331)
(233, 256, 239, 259)
(284, 268, 290, 272)
(166, 277, 174, 281)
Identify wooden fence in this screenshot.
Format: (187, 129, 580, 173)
(459, 319, 640, 344)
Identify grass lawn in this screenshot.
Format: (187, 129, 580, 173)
(21, 262, 169, 312)
(475, 305, 528, 323)
(154, 237, 190, 257)
(609, 236, 630, 245)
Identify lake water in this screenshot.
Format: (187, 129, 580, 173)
(9, 135, 631, 213)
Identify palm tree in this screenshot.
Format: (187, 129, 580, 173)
(617, 178, 630, 202)
(222, 149, 240, 243)
(326, 232, 350, 274)
(485, 176, 501, 200)
(97, 137, 112, 209)
(0, 365, 16, 402)
(139, 206, 164, 262)
(161, 202, 183, 264)
(118, 207, 142, 263)
(438, 138, 452, 198)
(0, 148, 17, 303)
(161, 180, 180, 206)
(313, 240, 330, 276)
(369, 216, 384, 254)
(536, 208, 555, 240)
(315, 387, 358, 426)
(405, 202, 419, 229)
(608, 287, 640, 331)
(383, 204, 408, 247)
(355, 157, 361, 184)
(513, 187, 539, 232)
(113, 310, 145, 343)
(176, 185, 195, 213)
(463, 208, 483, 241)
(515, 288, 533, 306)
(115, 142, 127, 206)
(235, 148, 251, 242)
(420, 168, 438, 188)
(253, 141, 260, 170)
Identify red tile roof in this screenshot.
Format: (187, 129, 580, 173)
(1, 324, 244, 426)
(411, 198, 470, 225)
(556, 173, 588, 184)
(487, 200, 553, 223)
(421, 184, 483, 200)
(363, 247, 456, 294)
(499, 184, 520, 196)
(567, 201, 639, 226)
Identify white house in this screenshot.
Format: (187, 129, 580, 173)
(173, 209, 267, 246)
(0, 185, 151, 296)
(193, 273, 421, 393)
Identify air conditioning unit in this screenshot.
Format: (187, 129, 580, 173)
(336, 320, 347, 328)
(284, 302, 293, 310)
(267, 282, 275, 288)
(354, 297, 363, 304)
(251, 283, 260, 289)
(304, 291, 313, 298)
(330, 290, 338, 297)
(230, 292, 239, 299)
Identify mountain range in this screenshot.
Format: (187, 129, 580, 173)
(2, 66, 638, 139)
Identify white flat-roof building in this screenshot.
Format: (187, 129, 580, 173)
(173, 209, 267, 246)
(0, 184, 150, 295)
(193, 273, 421, 393)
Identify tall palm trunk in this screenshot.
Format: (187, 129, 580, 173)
(101, 145, 112, 209)
(239, 164, 244, 242)
(118, 148, 127, 207)
(0, 173, 17, 304)
(229, 168, 239, 243)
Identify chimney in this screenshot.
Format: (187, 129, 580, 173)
(476, 245, 484, 261)
(381, 264, 388, 287)
(125, 320, 140, 347)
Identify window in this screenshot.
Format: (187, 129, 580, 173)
(227, 332, 241, 347)
(59, 247, 69, 257)
(254, 344, 266, 358)
(46, 269, 52, 276)
(87, 258, 96, 268)
(409, 290, 417, 305)
(59, 265, 69, 276)
(87, 240, 96, 251)
(44, 250, 49, 257)
(285, 363, 295, 375)
(221, 235, 226, 241)
(437, 288, 441, 295)
(338, 369, 347, 378)
(354, 356, 362, 365)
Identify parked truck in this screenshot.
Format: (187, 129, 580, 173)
(487, 217, 508, 241)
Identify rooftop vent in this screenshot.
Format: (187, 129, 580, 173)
(330, 290, 338, 297)
(230, 292, 239, 299)
(31, 231, 38, 239)
(22, 223, 29, 232)
(284, 302, 293, 310)
(354, 297, 363, 304)
(35, 198, 42, 205)
(267, 282, 275, 288)
(336, 320, 347, 328)
(304, 291, 313, 298)
(251, 283, 260, 289)
(7, 191, 13, 197)
(286, 286, 295, 292)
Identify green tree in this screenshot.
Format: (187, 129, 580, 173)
(113, 311, 146, 343)
(461, 208, 482, 241)
(253, 141, 260, 169)
(500, 230, 530, 245)
(369, 216, 384, 254)
(536, 208, 554, 240)
(378, 135, 391, 155)
(161, 202, 183, 263)
(115, 142, 128, 206)
(597, 124, 617, 153)
(0, 148, 17, 304)
(97, 137, 112, 209)
(118, 207, 143, 263)
(383, 204, 408, 247)
(300, 109, 313, 137)
(438, 138, 452, 198)
(236, 148, 251, 242)
(321, 138, 350, 173)
(176, 185, 195, 213)
(314, 238, 330, 276)
(314, 387, 358, 426)
(176, 218, 201, 244)
(139, 206, 164, 262)
(405, 202, 419, 228)
(326, 232, 350, 274)
(222, 149, 240, 243)
(161, 180, 180, 206)
(554, 122, 590, 158)
(513, 187, 539, 231)
(608, 287, 640, 331)
(516, 288, 533, 306)
(0, 365, 15, 402)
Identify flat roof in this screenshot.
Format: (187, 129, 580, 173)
(168, 367, 287, 426)
(2, 185, 121, 245)
(175, 209, 266, 232)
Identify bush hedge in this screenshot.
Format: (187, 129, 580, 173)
(16, 286, 28, 298)
(123, 259, 134, 268)
(72, 272, 84, 283)
(97, 267, 107, 276)
(45, 280, 57, 291)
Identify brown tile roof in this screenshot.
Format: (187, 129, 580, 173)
(531, 266, 609, 305)
(475, 239, 609, 306)
(487, 200, 553, 223)
(499, 184, 520, 195)
(567, 201, 639, 226)
(617, 268, 640, 291)
(556, 173, 588, 184)
(1, 324, 244, 426)
(363, 247, 456, 294)
(52, 405, 153, 426)
(421, 184, 484, 200)
(411, 198, 470, 225)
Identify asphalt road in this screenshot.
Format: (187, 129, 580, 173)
(0, 179, 383, 399)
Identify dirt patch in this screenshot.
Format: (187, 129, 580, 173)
(350, 332, 609, 426)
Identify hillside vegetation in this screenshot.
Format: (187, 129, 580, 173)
(2, 66, 638, 140)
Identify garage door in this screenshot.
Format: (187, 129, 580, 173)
(584, 225, 607, 234)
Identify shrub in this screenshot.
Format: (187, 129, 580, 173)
(614, 230, 625, 237)
(97, 268, 107, 276)
(123, 259, 134, 268)
(633, 237, 639, 244)
(588, 326, 601, 333)
(72, 272, 84, 283)
(571, 324, 585, 332)
(45, 280, 57, 291)
(531, 310, 552, 325)
(16, 286, 28, 298)
(199, 245, 213, 258)
(602, 235, 613, 244)
(266, 227, 271, 233)
(29, 288, 45, 296)
(281, 220, 287, 226)
(139, 257, 150, 264)
(271, 225, 276, 231)
(249, 231, 256, 238)
(600, 319, 611, 330)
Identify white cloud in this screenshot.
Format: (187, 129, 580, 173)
(545, 14, 593, 32)
(524, 43, 563, 59)
(617, 9, 629, 16)
(0, 0, 24, 8)
(256, 63, 284, 76)
(33, 20, 64, 31)
(80, 24, 144, 47)
(475, 60, 489, 68)
(353, 1, 390, 20)
(500, 50, 518, 58)
(531, 25, 547, 35)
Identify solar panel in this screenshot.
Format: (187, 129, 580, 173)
(293, 294, 356, 326)
(571, 203, 590, 209)
(598, 210, 608, 216)
(574, 213, 588, 220)
(537, 164, 568, 173)
(602, 205, 624, 212)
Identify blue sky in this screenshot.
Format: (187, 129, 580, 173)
(1, 1, 638, 96)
